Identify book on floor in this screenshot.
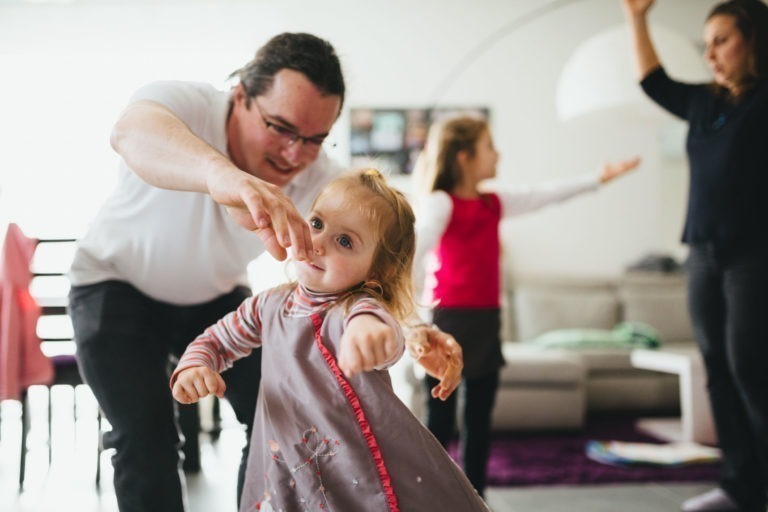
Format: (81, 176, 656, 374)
(586, 440, 721, 467)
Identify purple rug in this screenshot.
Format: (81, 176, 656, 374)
(447, 415, 721, 487)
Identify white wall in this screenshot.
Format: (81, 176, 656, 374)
(0, 0, 718, 281)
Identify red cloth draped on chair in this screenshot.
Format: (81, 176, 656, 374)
(0, 222, 53, 401)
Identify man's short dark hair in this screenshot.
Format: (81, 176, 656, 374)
(230, 32, 345, 111)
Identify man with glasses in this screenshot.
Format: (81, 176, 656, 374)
(68, 32, 461, 512)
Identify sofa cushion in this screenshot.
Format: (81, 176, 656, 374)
(575, 348, 635, 371)
(500, 343, 585, 385)
(513, 281, 620, 340)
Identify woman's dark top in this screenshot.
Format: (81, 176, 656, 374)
(641, 66, 768, 252)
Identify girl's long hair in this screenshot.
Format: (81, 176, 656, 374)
(413, 116, 488, 197)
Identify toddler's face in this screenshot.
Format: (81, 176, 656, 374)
(295, 192, 378, 293)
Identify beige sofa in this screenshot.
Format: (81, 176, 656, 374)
(400, 271, 696, 431)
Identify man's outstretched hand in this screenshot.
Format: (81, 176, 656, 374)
(207, 167, 313, 262)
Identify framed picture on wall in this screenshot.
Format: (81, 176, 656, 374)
(350, 107, 489, 175)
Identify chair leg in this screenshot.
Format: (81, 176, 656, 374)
(48, 387, 53, 466)
(210, 396, 222, 441)
(95, 408, 102, 488)
(19, 390, 29, 491)
(178, 402, 201, 473)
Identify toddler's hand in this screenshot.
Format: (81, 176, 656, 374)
(406, 325, 463, 401)
(172, 366, 226, 404)
(338, 314, 399, 377)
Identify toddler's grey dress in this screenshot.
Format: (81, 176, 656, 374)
(239, 287, 488, 512)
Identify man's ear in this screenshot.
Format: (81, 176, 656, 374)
(233, 83, 249, 109)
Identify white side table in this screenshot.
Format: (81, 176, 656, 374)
(630, 347, 717, 445)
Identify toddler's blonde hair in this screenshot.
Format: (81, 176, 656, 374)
(311, 168, 416, 321)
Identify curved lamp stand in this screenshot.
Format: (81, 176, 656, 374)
(556, 23, 710, 123)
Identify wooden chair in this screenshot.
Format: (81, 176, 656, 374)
(19, 236, 223, 486)
(19, 237, 103, 490)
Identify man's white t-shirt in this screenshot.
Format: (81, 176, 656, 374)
(69, 81, 342, 305)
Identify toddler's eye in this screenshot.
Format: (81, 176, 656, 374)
(309, 217, 323, 230)
(338, 235, 352, 249)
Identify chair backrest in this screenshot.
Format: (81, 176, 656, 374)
(30, 238, 77, 358)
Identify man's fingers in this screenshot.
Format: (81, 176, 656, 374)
(266, 207, 291, 248)
(253, 225, 287, 261)
(232, 180, 312, 261)
(288, 221, 313, 262)
(249, 210, 312, 262)
(225, 206, 259, 231)
(270, 207, 313, 262)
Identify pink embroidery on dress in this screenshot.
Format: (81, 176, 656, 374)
(262, 426, 342, 511)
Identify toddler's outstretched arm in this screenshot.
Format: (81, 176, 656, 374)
(172, 366, 226, 404)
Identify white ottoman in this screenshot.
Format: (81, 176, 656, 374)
(493, 343, 587, 431)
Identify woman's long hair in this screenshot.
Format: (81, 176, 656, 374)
(708, 0, 768, 95)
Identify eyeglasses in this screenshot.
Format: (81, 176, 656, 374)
(253, 99, 331, 149)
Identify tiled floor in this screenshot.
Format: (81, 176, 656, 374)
(0, 387, 715, 512)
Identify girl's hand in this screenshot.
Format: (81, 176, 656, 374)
(338, 314, 400, 377)
(172, 366, 226, 404)
(621, 0, 655, 18)
(600, 156, 641, 184)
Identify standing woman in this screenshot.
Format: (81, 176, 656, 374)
(411, 116, 638, 498)
(622, 1, 768, 511)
